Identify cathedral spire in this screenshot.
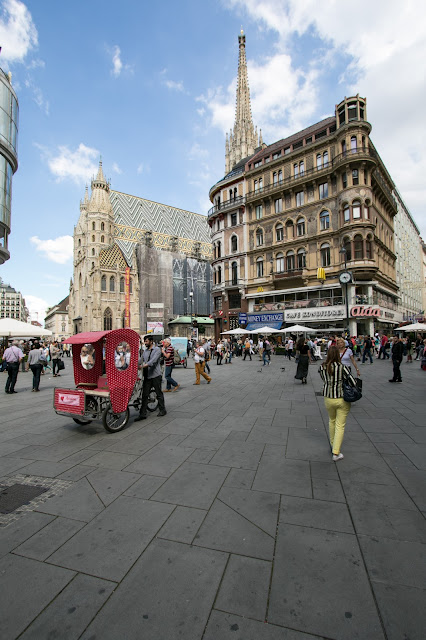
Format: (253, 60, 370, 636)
(88, 159, 112, 214)
(225, 30, 259, 174)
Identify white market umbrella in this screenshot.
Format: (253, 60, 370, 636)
(400, 323, 426, 332)
(278, 324, 316, 333)
(0, 318, 52, 338)
(221, 328, 251, 335)
(249, 326, 280, 334)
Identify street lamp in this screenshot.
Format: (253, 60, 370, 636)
(189, 290, 194, 337)
(339, 246, 350, 335)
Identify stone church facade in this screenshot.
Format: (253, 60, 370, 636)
(69, 162, 212, 335)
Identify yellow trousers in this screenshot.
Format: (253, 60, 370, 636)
(195, 361, 211, 384)
(324, 397, 351, 455)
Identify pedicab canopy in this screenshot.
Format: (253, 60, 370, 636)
(64, 329, 140, 414)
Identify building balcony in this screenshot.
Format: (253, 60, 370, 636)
(208, 195, 245, 219)
(212, 280, 244, 292)
(245, 147, 378, 203)
(272, 269, 304, 282)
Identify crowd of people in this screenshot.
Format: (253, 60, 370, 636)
(1, 339, 68, 394)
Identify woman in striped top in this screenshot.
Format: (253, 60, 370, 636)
(319, 345, 356, 462)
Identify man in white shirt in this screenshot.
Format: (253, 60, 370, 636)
(3, 340, 24, 394)
(193, 342, 212, 385)
(287, 338, 294, 360)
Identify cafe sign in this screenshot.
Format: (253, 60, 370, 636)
(350, 305, 382, 318)
(285, 306, 345, 322)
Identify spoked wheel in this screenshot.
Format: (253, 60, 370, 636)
(147, 388, 158, 412)
(102, 406, 130, 433)
(72, 398, 98, 426)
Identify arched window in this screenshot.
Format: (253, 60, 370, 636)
(231, 261, 238, 285)
(276, 224, 284, 242)
(320, 210, 330, 230)
(231, 235, 238, 252)
(320, 243, 331, 267)
(296, 217, 305, 236)
(92, 222, 95, 231)
(354, 234, 363, 260)
(92, 248, 95, 256)
(343, 237, 352, 261)
(120, 277, 124, 293)
(297, 248, 306, 269)
(286, 220, 294, 239)
(110, 276, 115, 292)
(323, 151, 329, 167)
(101, 222, 105, 231)
(101, 235, 105, 243)
(92, 235, 95, 242)
(352, 200, 361, 219)
(299, 161, 304, 176)
(343, 204, 350, 222)
(256, 257, 264, 278)
(351, 136, 357, 153)
(217, 241, 221, 258)
(316, 153, 322, 169)
(101, 275, 106, 292)
(294, 163, 299, 177)
(78, 238, 81, 246)
(256, 229, 264, 246)
(273, 171, 278, 185)
(129, 278, 133, 293)
(286, 250, 295, 272)
(278, 169, 282, 182)
(103, 308, 112, 331)
(217, 266, 222, 283)
(276, 252, 284, 273)
(79, 273, 82, 288)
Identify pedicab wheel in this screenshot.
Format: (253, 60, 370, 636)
(102, 406, 130, 433)
(183, 358, 187, 368)
(147, 389, 158, 412)
(72, 417, 93, 426)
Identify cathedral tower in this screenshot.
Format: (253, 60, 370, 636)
(225, 30, 260, 174)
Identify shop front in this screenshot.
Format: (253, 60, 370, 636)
(349, 305, 403, 336)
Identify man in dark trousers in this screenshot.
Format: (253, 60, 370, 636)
(389, 335, 404, 383)
(135, 335, 166, 421)
(3, 340, 24, 394)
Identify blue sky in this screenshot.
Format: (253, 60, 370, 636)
(0, 0, 425, 322)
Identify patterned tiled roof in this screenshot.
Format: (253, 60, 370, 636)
(110, 191, 211, 266)
(99, 243, 127, 269)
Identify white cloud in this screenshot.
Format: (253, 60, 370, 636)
(30, 235, 73, 264)
(108, 44, 133, 77)
(0, 0, 38, 63)
(137, 163, 151, 175)
(24, 294, 50, 323)
(36, 143, 99, 183)
(24, 77, 49, 114)
(163, 79, 185, 92)
(112, 162, 122, 174)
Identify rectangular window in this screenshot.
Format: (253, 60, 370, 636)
(255, 205, 263, 219)
(274, 198, 283, 213)
(296, 191, 304, 207)
(293, 140, 303, 150)
(214, 296, 222, 311)
(319, 182, 328, 199)
(273, 171, 278, 185)
(228, 293, 242, 309)
(284, 147, 290, 155)
(321, 247, 331, 267)
(305, 137, 312, 145)
(320, 213, 330, 230)
(294, 163, 299, 177)
(230, 213, 237, 226)
(299, 161, 304, 175)
(352, 169, 359, 185)
(254, 160, 262, 168)
(342, 173, 347, 189)
(257, 261, 264, 277)
(316, 154, 322, 169)
(273, 151, 281, 159)
(323, 151, 329, 167)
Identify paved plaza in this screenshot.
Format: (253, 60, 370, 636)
(0, 353, 425, 639)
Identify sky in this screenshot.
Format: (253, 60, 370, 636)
(0, 0, 425, 323)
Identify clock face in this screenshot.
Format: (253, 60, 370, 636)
(339, 272, 351, 284)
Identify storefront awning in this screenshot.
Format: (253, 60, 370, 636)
(245, 321, 283, 331)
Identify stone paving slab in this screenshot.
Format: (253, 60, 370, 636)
(0, 355, 425, 639)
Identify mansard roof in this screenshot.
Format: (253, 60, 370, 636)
(110, 190, 211, 266)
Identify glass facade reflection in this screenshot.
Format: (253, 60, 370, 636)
(0, 68, 19, 264)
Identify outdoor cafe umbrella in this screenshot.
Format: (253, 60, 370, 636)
(0, 318, 52, 338)
(278, 324, 316, 333)
(220, 328, 251, 335)
(249, 326, 280, 334)
(399, 323, 426, 332)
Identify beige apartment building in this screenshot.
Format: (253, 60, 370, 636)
(44, 295, 71, 341)
(209, 33, 423, 338)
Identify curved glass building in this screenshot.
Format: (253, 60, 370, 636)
(0, 68, 18, 265)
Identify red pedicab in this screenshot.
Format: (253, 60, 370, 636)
(53, 328, 157, 432)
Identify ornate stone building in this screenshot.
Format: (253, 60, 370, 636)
(69, 162, 212, 335)
(209, 33, 423, 338)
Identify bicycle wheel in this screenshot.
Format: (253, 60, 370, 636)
(102, 406, 130, 433)
(147, 388, 158, 412)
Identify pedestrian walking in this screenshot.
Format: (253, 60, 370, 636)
(162, 338, 180, 392)
(27, 342, 43, 391)
(193, 341, 212, 385)
(362, 336, 373, 364)
(263, 338, 272, 366)
(50, 341, 62, 377)
(319, 346, 356, 461)
(336, 337, 360, 377)
(135, 335, 167, 421)
(202, 338, 211, 374)
(243, 338, 252, 361)
(216, 340, 223, 365)
(287, 337, 294, 360)
(294, 337, 310, 383)
(3, 340, 24, 394)
(389, 335, 404, 383)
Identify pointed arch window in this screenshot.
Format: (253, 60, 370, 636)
(92, 235, 95, 242)
(231, 261, 238, 286)
(217, 241, 221, 258)
(110, 276, 115, 292)
(286, 220, 294, 239)
(276, 224, 284, 242)
(120, 277, 125, 293)
(320, 243, 331, 267)
(78, 238, 81, 246)
(101, 222, 105, 231)
(231, 235, 238, 253)
(320, 210, 330, 230)
(92, 222, 95, 231)
(92, 248, 95, 256)
(217, 266, 222, 283)
(256, 257, 264, 278)
(103, 307, 112, 331)
(101, 275, 106, 292)
(286, 250, 295, 272)
(101, 235, 105, 243)
(296, 217, 305, 236)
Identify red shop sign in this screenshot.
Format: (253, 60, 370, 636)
(351, 305, 382, 318)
